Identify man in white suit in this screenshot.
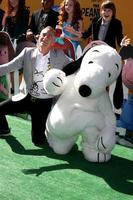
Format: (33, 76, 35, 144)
(0, 26, 72, 146)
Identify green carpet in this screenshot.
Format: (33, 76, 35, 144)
(0, 115, 132, 200)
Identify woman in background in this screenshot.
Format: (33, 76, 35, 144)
(2, 0, 29, 47)
(57, 0, 84, 58)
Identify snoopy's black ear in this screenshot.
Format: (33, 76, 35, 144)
(63, 55, 83, 76)
(113, 71, 123, 109)
(119, 45, 133, 60)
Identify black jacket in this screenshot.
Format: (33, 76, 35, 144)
(3, 8, 29, 39)
(82, 17, 123, 49)
(0, 8, 4, 31)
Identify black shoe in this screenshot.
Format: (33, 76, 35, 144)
(124, 136, 133, 144)
(116, 135, 133, 148)
(33, 142, 49, 148)
(0, 128, 11, 137)
(33, 139, 48, 146)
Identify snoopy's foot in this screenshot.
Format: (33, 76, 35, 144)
(48, 137, 75, 155)
(52, 143, 72, 155)
(82, 144, 111, 163)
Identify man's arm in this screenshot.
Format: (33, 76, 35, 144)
(0, 48, 26, 75)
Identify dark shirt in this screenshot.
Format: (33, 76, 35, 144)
(29, 8, 59, 35)
(3, 8, 29, 40)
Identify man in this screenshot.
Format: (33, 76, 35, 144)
(26, 0, 58, 42)
(0, 26, 72, 146)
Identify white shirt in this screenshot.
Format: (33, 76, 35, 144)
(30, 49, 53, 99)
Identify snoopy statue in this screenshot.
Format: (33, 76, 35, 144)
(43, 41, 122, 162)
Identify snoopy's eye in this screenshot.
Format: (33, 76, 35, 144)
(57, 76, 63, 83)
(92, 50, 99, 53)
(115, 63, 119, 70)
(88, 61, 93, 64)
(108, 72, 111, 78)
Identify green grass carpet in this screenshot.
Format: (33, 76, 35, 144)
(0, 115, 132, 200)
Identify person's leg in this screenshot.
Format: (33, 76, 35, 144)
(0, 95, 31, 136)
(30, 98, 53, 145)
(0, 114, 10, 136)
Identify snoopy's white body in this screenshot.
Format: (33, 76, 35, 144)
(44, 43, 122, 162)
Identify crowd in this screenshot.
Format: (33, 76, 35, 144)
(0, 0, 132, 147)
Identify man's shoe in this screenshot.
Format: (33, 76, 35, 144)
(0, 128, 11, 137)
(33, 139, 48, 147)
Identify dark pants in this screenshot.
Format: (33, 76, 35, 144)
(0, 93, 53, 144)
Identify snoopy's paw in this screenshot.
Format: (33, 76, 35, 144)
(43, 69, 67, 95)
(82, 144, 111, 162)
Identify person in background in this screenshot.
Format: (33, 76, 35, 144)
(2, 0, 29, 47)
(2, 0, 29, 93)
(57, 0, 84, 58)
(0, 26, 73, 146)
(0, 0, 4, 30)
(116, 36, 133, 148)
(77, 0, 123, 50)
(0, 31, 15, 136)
(26, 0, 59, 42)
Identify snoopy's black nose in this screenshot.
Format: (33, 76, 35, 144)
(79, 85, 92, 97)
